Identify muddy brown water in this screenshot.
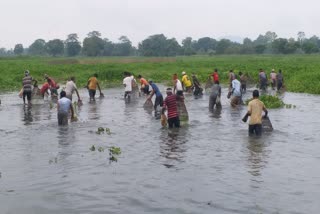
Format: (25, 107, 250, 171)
(0, 86, 320, 214)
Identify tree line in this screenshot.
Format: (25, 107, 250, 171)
(1, 31, 320, 57)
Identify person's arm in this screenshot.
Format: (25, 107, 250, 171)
(97, 82, 102, 94)
(218, 86, 221, 97)
(70, 103, 75, 119)
(263, 105, 268, 118)
(147, 90, 155, 100)
(75, 89, 81, 101)
(86, 79, 90, 89)
(242, 103, 252, 122)
(161, 100, 167, 114)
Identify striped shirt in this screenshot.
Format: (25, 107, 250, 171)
(163, 94, 178, 119)
(23, 76, 33, 92)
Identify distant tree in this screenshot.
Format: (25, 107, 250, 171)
(240, 38, 254, 54)
(0, 48, 7, 56)
(272, 38, 299, 54)
(195, 37, 217, 53)
(28, 39, 46, 55)
(139, 34, 168, 56)
(297, 31, 306, 46)
(82, 31, 104, 56)
(254, 44, 267, 54)
(165, 38, 181, 56)
(112, 36, 133, 56)
(216, 39, 232, 54)
(265, 31, 277, 43)
(302, 40, 319, 54)
(65, 33, 81, 56)
(182, 37, 196, 55)
(103, 38, 114, 56)
(14, 44, 24, 55)
(46, 39, 64, 56)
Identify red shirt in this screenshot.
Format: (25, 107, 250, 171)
(40, 82, 50, 95)
(48, 77, 57, 88)
(212, 72, 219, 82)
(163, 94, 178, 119)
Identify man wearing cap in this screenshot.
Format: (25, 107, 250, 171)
(22, 70, 37, 106)
(181, 71, 193, 93)
(162, 88, 181, 128)
(147, 80, 163, 119)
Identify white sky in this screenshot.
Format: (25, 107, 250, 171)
(0, 0, 319, 49)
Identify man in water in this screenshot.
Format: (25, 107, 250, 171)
(191, 73, 203, 96)
(44, 74, 59, 98)
(239, 71, 247, 94)
(259, 69, 267, 91)
(276, 69, 284, 91)
(270, 69, 277, 90)
(242, 90, 268, 136)
(229, 75, 242, 107)
(137, 74, 150, 95)
(57, 91, 75, 126)
(181, 71, 193, 93)
(209, 80, 221, 112)
(87, 73, 103, 102)
(162, 88, 181, 128)
(22, 70, 37, 106)
(173, 73, 183, 96)
(147, 80, 163, 119)
(228, 70, 235, 89)
(65, 76, 82, 102)
(211, 68, 219, 83)
(123, 72, 132, 102)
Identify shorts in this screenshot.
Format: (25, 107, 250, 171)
(154, 95, 163, 109)
(58, 111, 69, 126)
(23, 91, 32, 101)
(231, 96, 241, 107)
(168, 116, 180, 128)
(143, 85, 150, 95)
(249, 124, 262, 136)
(176, 90, 183, 96)
(89, 89, 96, 98)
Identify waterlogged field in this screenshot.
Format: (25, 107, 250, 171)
(1, 55, 320, 94)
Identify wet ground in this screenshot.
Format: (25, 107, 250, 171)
(0, 86, 320, 214)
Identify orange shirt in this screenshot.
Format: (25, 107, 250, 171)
(88, 77, 98, 90)
(139, 78, 149, 86)
(248, 99, 266, 125)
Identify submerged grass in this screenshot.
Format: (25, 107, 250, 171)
(1, 55, 320, 94)
(245, 95, 285, 109)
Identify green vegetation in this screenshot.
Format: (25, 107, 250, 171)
(1, 55, 320, 94)
(246, 95, 285, 109)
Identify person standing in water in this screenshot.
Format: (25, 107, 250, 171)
(209, 81, 222, 112)
(65, 76, 82, 102)
(147, 80, 163, 119)
(270, 69, 277, 90)
(259, 69, 267, 91)
(57, 91, 75, 126)
(242, 90, 268, 136)
(191, 73, 203, 96)
(162, 88, 181, 128)
(123, 72, 132, 102)
(87, 73, 103, 102)
(276, 69, 284, 91)
(22, 70, 37, 106)
(44, 74, 59, 98)
(229, 75, 242, 107)
(181, 71, 193, 93)
(239, 71, 247, 94)
(137, 74, 150, 95)
(173, 73, 184, 96)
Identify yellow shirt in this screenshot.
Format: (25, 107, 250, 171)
(248, 99, 266, 125)
(181, 75, 192, 87)
(88, 77, 98, 90)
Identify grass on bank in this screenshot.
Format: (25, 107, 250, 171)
(1, 55, 320, 94)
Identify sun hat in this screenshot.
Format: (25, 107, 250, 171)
(182, 71, 186, 75)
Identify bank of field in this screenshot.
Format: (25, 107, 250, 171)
(1, 55, 320, 94)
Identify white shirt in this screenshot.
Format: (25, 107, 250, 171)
(65, 80, 77, 97)
(232, 79, 241, 97)
(175, 79, 183, 91)
(58, 97, 72, 113)
(123, 77, 132, 92)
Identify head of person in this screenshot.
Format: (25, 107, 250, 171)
(278, 69, 282, 73)
(182, 71, 186, 76)
(44, 74, 49, 80)
(214, 68, 218, 73)
(252, 89, 259, 98)
(259, 68, 263, 73)
(166, 88, 173, 95)
(24, 70, 30, 76)
(229, 70, 233, 73)
(70, 76, 75, 82)
(60, 90, 66, 98)
(148, 79, 153, 84)
(272, 69, 275, 72)
(94, 73, 98, 78)
(138, 75, 142, 79)
(214, 80, 219, 85)
(173, 73, 178, 80)
(192, 72, 196, 77)
(239, 71, 243, 76)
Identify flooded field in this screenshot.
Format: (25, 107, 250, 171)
(0, 86, 320, 214)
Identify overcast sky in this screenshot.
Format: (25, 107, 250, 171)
(1, 0, 319, 49)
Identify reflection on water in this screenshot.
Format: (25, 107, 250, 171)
(22, 106, 33, 125)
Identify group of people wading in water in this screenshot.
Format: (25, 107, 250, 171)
(16, 68, 284, 136)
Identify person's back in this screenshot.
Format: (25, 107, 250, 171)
(164, 94, 178, 119)
(65, 80, 77, 97)
(58, 97, 72, 113)
(181, 74, 192, 88)
(57, 91, 74, 126)
(232, 79, 241, 97)
(123, 76, 132, 92)
(150, 82, 161, 97)
(23, 75, 33, 92)
(248, 99, 265, 125)
(277, 72, 283, 83)
(210, 83, 221, 97)
(88, 76, 98, 90)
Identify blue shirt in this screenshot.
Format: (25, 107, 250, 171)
(150, 83, 162, 97)
(58, 97, 72, 113)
